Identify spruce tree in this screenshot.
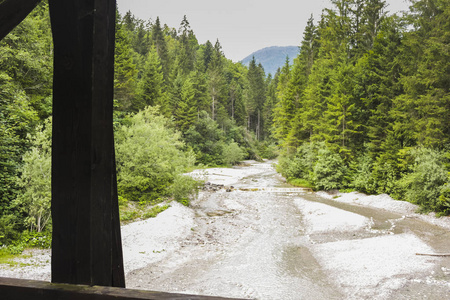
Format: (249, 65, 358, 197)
(135, 46, 167, 113)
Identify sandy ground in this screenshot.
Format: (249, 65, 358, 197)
(1, 160, 450, 299)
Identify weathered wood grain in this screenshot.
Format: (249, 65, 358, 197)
(0, 0, 41, 40)
(49, 0, 124, 287)
(0, 277, 244, 300)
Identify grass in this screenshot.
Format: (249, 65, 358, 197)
(119, 198, 170, 224)
(288, 178, 315, 190)
(0, 248, 33, 267)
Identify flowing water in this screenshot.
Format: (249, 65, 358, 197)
(126, 161, 450, 299)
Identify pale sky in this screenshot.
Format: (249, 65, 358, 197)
(116, 0, 411, 62)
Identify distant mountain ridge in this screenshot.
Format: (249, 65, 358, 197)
(241, 46, 299, 76)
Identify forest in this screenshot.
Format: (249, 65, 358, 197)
(0, 0, 449, 251)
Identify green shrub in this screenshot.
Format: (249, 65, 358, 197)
(21, 231, 52, 249)
(260, 142, 279, 160)
(14, 118, 52, 233)
(438, 181, 450, 216)
(115, 106, 196, 203)
(120, 210, 139, 222)
(277, 142, 323, 182)
(398, 148, 448, 213)
(313, 146, 348, 190)
(183, 111, 225, 166)
(222, 142, 245, 166)
(5, 245, 24, 255)
(142, 205, 170, 219)
(170, 174, 202, 206)
(288, 178, 315, 189)
(351, 153, 376, 193)
(0, 214, 21, 246)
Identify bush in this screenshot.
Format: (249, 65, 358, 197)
(170, 174, 202, 206)
(21, 231, 52, 249)
(183, 111, 225, 166)
(259, 142, 279, 160)
(398, 148, 448, 213)
(438, 181, 450, 216)
(351, 153, 376, 193)
(0, 214, 21, 246)
(277, 142, 324, 186)
(222, 142, 245, 166)
(14, 117, 52, 233)
(142, 205, 170, 219)
(313, 146, 348, 190)
(115, 106, 196, 203)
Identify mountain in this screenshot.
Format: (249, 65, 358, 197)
(240, 46, 299, 76)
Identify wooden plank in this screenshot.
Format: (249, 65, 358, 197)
(50, 0, 94, 285)
(49, 0, 124, 286)
(90, 0, 118, 287)
(0, 277, 243, 300)
(0, 0, 41, 40)
(112, 150, 126, 287)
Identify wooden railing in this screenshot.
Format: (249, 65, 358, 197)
(0, 277, 245, 300)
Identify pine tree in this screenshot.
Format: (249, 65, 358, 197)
(114, 22, 138, 111)
(177, 15, 198, 75)
(272, 57, 292, 143)
(246, 57, 267, 140)
(152, 17, 170, 82)
(135, 46, 167, 113)
(174, 75, 198, 131)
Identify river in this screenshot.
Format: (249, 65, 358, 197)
(1, 160, 450, 299)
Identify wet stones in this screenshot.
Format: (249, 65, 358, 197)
(202, 182, 235, 192)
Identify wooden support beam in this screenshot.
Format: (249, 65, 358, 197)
(0, 0, 41, 40)
(0, 277, 242, 300)
(49, 0, 124, 287)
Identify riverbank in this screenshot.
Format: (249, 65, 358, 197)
(1, 161, 449, 299)
(317, 190, 450, 230)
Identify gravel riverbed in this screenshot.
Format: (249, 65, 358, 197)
(1, 160, 450, 299)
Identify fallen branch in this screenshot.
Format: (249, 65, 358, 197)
(416, 253, 450, 257)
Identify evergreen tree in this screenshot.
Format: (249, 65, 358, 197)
(0, 2, 50, 242)
(135, 46, 168, 113)
(151, 17, 170, 82)
(176, 15, 198, 75)
(114, 21, 138, 111)
(246, 57, 267, 140)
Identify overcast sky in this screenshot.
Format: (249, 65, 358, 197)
(116, 0, 411, 62)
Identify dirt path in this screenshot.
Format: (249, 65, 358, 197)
(2, 161, 450, 299)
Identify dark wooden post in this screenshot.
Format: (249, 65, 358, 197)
(49, 0, 124, 287)
(0, 0, 41, 40)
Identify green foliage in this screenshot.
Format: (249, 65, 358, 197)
(313, 146, 348, 191)
(120, 210, 139, 222)
(271, 0, 450, 215)
(0, 215, 21, 246)
(0, 230, 51, 259)
(258, 142, 279, 160)
(170, 174, 202, 206)
(135, 46, 167, 111)
(287, 178, 315, 190)
(119, 202, 170, 223)
(142, 205, 170, 219)
(14, 118, 52, 233)
(222, 142, 246, 166)
(115, 106, 196, 203)
(278, 142, 348, 190)
(351, 153, 376, 194)
(20, 230, 52, 249)
(438, 181, 450, 216)
(398, 148, 448, 213)
(3, 0, 450, 250)
(0, 2, 51, 242)
(183, 111, 226, 166)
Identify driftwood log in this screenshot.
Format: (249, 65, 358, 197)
(416, 253, 450, 257)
